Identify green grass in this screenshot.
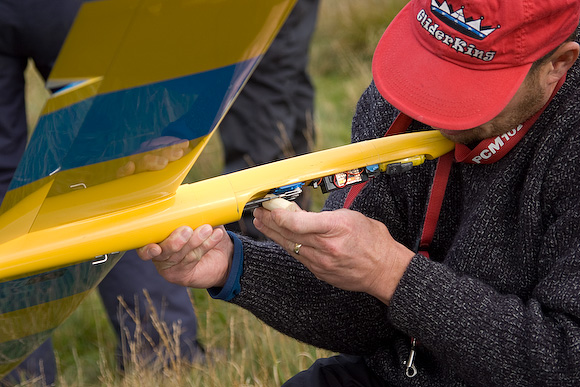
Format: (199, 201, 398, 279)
(22, 0, 409, 385)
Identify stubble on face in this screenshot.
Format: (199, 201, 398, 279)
(436, 70, 548, 145)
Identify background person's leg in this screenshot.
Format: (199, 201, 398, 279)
(2, 340, 56, 387)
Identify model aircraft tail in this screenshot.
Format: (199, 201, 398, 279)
(0, 0, 296, 377)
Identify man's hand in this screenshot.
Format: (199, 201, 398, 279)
(137, 224, 234, 289)
(117, 137, 190, 178)
(253, 204, 414, 305)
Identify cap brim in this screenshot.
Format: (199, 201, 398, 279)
(372, 3, 532, 130)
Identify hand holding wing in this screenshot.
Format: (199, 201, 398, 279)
(117, 137, 191, 178)
(137, 224, 233, 289)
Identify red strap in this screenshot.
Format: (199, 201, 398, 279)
(344, 74, 566, 252)
(385, 113, 413, 136)
(418, 152, 453, 257)
(343, 181, 367, 209)
(343, 113, 412, 209)
(454, 125, 529, 164)
(419, 75, 565, 255)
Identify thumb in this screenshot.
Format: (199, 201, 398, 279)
(262, 196, 301, 212)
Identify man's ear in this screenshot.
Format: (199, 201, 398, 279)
(546, 41, 580, 85)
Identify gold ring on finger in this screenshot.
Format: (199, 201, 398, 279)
(293, 242, 302, 255)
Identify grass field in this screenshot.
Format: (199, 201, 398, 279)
(21, 1, 409, 385)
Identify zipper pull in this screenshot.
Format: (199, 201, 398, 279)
(403, 337, 418, 378)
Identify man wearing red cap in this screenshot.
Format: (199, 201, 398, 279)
(137, 0, 580, 385)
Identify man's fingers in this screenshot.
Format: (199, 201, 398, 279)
(256, 205, 335, 239)
(159, 144, 186, 162)
(262, 197, 300, 211)
(139, 154, 169, 171)
(164, 226, 195, 252)
(116, 160, 136, 178)
(137, 243, 161, 260)
(141, 225, 215, 271)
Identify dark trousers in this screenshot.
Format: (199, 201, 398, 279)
(0, 0, 84, 201)
(282, 354, 387, 387)
(0, 1, 201, 384)
(220, 0, 320, 239)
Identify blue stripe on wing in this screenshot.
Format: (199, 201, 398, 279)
(9, 57, 258, 191)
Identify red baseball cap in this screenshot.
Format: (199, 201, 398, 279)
(372, 0, 580, 130)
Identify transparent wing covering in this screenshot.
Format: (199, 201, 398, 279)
(0, 0, 294, 244)
(0, 0, 295, 376)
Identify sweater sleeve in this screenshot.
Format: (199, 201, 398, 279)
(388, 134, 580, 386)
(230, 237, 394, 354)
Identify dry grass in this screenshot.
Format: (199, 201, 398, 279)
(51, 290, 334, 387)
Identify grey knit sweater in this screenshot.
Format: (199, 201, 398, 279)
(230, 57, 580, 386)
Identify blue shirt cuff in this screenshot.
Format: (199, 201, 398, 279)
(207, 231, 243, 301)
